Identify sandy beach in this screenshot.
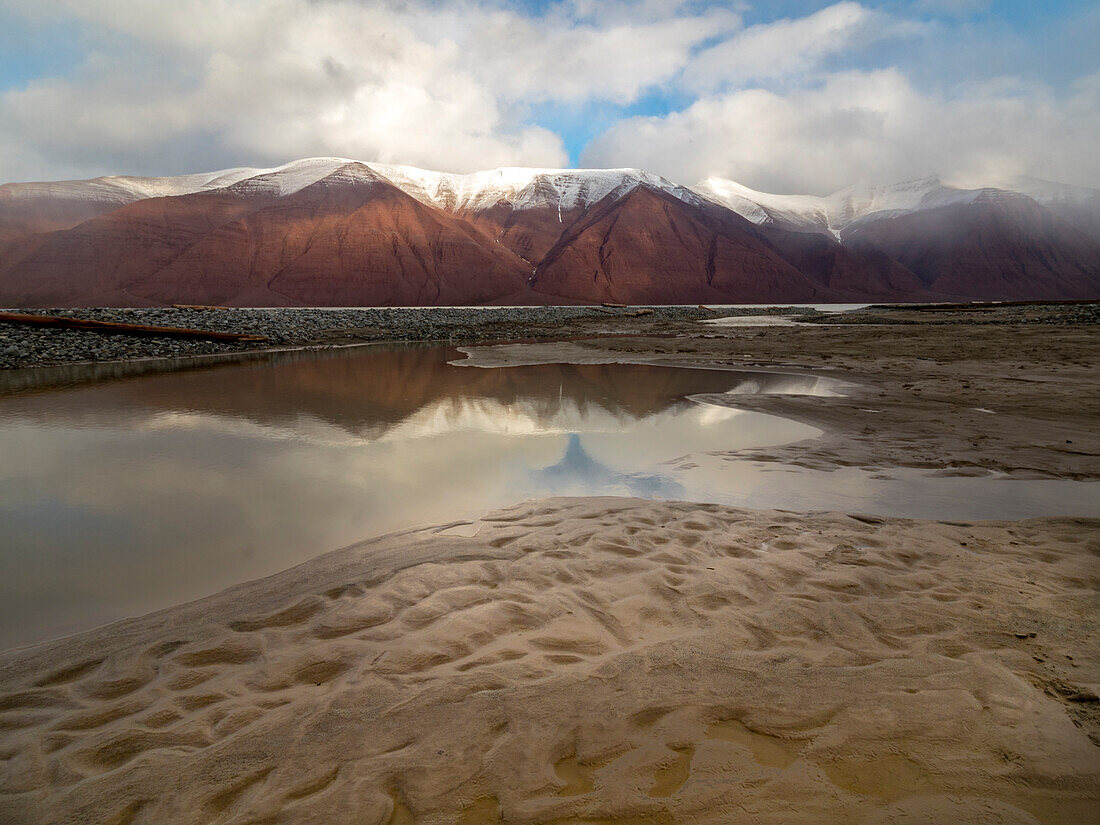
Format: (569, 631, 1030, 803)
(1, 308, 1097, 824)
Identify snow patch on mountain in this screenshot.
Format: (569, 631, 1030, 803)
(224, 158, 373, 197)
(5, 157, 708, 213)
(693, 175, 1021, 237)
(367, 164, 702, 213)
(0, 167, 263, 206)
(692, 177, 831, 230)
(7, 159, 1092, 237)
(0, 158, 390, 207)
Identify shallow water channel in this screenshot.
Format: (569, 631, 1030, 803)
(0, 343, 1094, 649)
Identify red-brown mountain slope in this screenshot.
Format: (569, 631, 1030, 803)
(1, 161, 1097, 306)
(530, 188, 826, 304)
(842, 194, 1100, 300)
(0, 164, 534, 307)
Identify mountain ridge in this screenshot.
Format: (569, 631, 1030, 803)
(1, 159, 1097, 306)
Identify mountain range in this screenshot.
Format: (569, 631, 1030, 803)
(1, 158, 1097, 306)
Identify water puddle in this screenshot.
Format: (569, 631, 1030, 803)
(819, 754, 935, 802)
(0, 343, 1093, 650)
(679, 456, 1098, 522)
(647, 747, 694, 798)
(702, 315, 804, 327)
(705, 719, 803, 769)
(553, 752, 620, 797)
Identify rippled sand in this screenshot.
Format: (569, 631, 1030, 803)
(1, 497, 1096, 824)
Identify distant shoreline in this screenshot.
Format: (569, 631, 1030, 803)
(0, 304, 810, 392)
(2, 301, 1096, 393)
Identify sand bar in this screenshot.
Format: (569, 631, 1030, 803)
(1, 497, 1097, 824)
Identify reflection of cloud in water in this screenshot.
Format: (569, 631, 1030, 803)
(0, 345, 837, 650)
(137, 397, 738, 450)
(3, 342, 1096, 652)
(0, 343, 849, 438)
(529, 434, 684, 499)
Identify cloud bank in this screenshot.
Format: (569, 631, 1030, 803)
(584, 69, 1100, 194)
(0, 0, 1096, 193)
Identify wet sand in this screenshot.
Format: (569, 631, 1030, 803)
(455, 315, 1099, 481)
(1, 499, 1096, 824)
(1, 309, 1097, 824)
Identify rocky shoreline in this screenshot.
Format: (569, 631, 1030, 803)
(1, 302, 1096, 389)
(0, 305, 812, 374)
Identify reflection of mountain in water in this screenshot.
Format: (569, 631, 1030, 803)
(3, 344, 841, 438)
(530, 434, 684, 499)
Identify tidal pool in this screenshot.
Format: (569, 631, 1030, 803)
(0, 343, 1094, 649)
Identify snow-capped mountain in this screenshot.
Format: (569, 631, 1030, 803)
(0, 156, 701, 215)
(371, 163, 703, 214)
(0, 158, 704, 244)
(0, 167, 263, 206)
(0, 159, 1096, 307)
(692, 175, 1032, 237)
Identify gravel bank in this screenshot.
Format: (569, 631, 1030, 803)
(807, 301, 1100, 326)
(0, 305, 817, 373)
(3, 302, 1094, 389)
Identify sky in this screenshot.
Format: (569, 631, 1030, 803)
(0, 0, 1097, 194)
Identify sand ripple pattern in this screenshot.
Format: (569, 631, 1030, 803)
(0, 498, 1097, 824)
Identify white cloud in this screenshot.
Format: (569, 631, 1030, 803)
(582, 69, 1100, 193)
(0, 1, 571, 178)
(683, 2, 923, 91)
(0, 0, 1093, 193)
(461, 5, 740, 104)
(0, 0, 733, 181)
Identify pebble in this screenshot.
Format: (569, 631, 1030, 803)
(0, 305, 805, 371)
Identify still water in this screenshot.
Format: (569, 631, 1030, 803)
(0, 344, 1094, 649)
